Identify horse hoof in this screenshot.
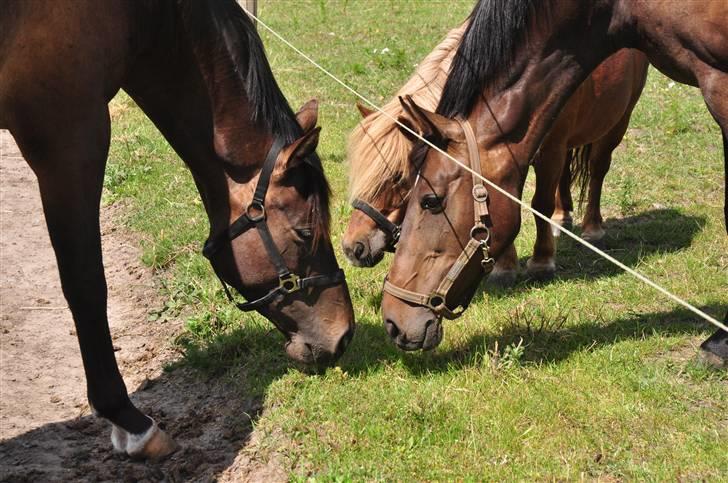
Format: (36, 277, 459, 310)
(581, 227, 606, 243)
(699, 329, 727, 368)
(487, 269, 517, 288)
(526, 258, 556, 281)
(112, 419, 178, 461)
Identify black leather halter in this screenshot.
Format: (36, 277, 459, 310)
(351, 198, 400, 252)
(202, 137, 345, 312)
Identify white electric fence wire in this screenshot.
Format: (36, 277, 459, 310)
(245, 8, 727, 333)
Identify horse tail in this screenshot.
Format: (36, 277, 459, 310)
(568, 143, 593, 208)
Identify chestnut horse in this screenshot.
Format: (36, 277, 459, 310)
(343, 24, 647, 285)
(0, 0, 354, 459)
(381, 0, 727, 359)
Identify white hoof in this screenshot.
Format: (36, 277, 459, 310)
(110, 419, 177, 461)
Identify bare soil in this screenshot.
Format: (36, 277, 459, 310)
(0, 131, 284, 482)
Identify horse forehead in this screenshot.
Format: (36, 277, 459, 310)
(421, 147, 467, 186)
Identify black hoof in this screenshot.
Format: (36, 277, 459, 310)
(699, 329, 728, 368)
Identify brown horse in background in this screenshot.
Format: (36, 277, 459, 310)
(342, 22, 647, 286)
(381, 0, 727, 359)
(0, 0, 353, 460)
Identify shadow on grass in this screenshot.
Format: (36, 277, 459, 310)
(483, 208, 707, 299)
(334, 304, 726, 377)
(553, 208, 707, 280)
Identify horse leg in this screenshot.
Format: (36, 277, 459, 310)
(696, 73, 728, 364)
(526, 141, 565, 280)
(487, 243, 519, 287)
(551, 161, 574, 237)
(580, 147, 612, 244)
(10, 107, 176, 459)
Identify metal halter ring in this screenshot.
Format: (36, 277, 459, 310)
(278, 273, 301, 294)
(427, 294, 446, 311)
(469, 224, 490, 244)
(246, 201, 266, 222)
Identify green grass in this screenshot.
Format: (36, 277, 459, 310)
(105, 1, 727, 479)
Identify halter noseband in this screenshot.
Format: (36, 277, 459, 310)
(382, 118, 495, 319)
(202, 137, 345, 312)
(351, 198, 400, 252)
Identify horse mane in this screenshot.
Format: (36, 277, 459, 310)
(347, 21, 468, 203)
(437, 0, 537, 117)
(180, 0, 331, 246)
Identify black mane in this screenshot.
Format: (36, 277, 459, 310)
(181, 0, 331, 244)
(437, 0, 536, 117)
(202, 0, 302, 143)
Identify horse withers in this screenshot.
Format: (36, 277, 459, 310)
(0, 0, 353, 460)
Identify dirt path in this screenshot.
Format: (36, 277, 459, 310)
(0, 130, 284, 482)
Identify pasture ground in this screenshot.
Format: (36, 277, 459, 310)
(3, 1, 726, 480)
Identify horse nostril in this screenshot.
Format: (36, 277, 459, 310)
(335, 327, 354, 356)
(353, 242, 366, 260)
(385, 319, 400, 339)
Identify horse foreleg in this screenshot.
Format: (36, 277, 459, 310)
(552, 161, 574, 237)
(696, 72, 728, 364)
(527, 142, 565, 280)
(10, 107, 176, 459)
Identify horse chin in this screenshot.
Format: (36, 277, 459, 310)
(392, 317, 443, 352)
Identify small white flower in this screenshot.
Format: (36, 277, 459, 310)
(668, 81, 675, 88)
(381, 47, 390, 54)
(328, 32, 335, 36)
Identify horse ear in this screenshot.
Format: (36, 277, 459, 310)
(398, 95, 462, 142)
(356, 101, 375, 118)
(281, 126, 321, 172)
(295, 99, 319, 132)
(395, 114, 422, 144)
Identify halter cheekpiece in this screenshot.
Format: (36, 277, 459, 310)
(351, 198, 401, 252)
(203, 137, 345, 311)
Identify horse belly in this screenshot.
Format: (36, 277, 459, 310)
(562, 50, 646, 147)
(0, 0, 134, 128)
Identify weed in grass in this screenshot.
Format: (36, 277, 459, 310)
(618, 177, 637, 216)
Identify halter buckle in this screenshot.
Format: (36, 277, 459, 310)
(246, 201, 266, 222)
(472, 183, 488, 202)
(391, 225, 401, 243)
(278, 273, 301, 294)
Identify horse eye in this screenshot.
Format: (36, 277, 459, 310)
(420, 194, 443, 212)
(295, 227, 314, 239)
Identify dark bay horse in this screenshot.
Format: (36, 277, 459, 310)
(380, 0, 727, 357)
(0, 0, 354, 459)
(342, 24, 647, 286)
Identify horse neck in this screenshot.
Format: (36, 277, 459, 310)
(177, 1, 279, 167)
(122, 2, 277, 241)
(469, 3, 624, 172)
